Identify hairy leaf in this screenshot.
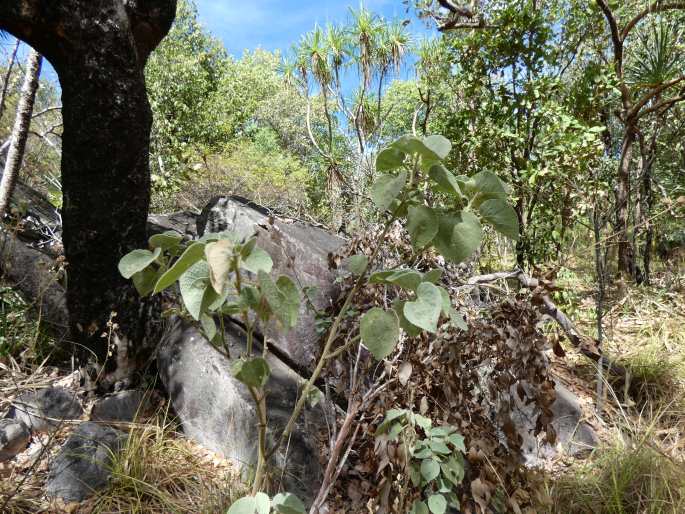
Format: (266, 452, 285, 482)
(154, 241, 206, 293)
(372, 171, 407, 212)
(479, 198, 519, 240)
(404, 282, 442, 333)
(360, 307, 400, 360)
(433, 211, 482, 264)
(407, 205, 439, 250)
(118, 247, 161, 279)
(376, 147, 405, 171)
(232, 357, 271, 389)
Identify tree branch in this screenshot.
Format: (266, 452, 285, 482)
(595, 0, 625, 85)
(621, 2, 685, 40)
(437, 0, 476, 17)
(466, 270, 626, 376)
(640, 93, 685, 119)
(629, 75, 685, 121)
(31, 105, 61, 119)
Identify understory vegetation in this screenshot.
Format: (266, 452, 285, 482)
(1, 0, 684, 513)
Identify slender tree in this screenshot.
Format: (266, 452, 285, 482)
(0, 48, 42, 218)
(0, 37, 20, 122)
(0, 1, 176, 391)
(595, 1, 685, 277)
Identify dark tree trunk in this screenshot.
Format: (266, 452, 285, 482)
(0, 0, 176, 391)
(59, 46, 155, 389)
(615, 127, 635, 277)
(642, 165, 653, 286)
(515, 195, 527, 269)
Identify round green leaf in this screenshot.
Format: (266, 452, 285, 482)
(391, 135, 431, 156)
(424, 135, 452, 159)
(478, 198, 519, 240)
(118, 247, 161, 279)
(392, 300, 422, 337)
(178, 261, 210, 321)
(343, 254, 369, 275)
(428, 494, 447, 514)
(376, 147, 405, 171)
(200, 313, 217, 341)
(433, 211, 482, 264)
(466, 170, 507, 208)
(360, 308, 400, 361)
(272, 492, 306, 514)
(429, 164, 462, 197)
(227, 496, 256, 514)
(258, 271, 300, 330)
(420, 458, 440, 482)
(387, 269, 423, 291)
(448, 433, 466, 453)
(242, 247, 273, 274)
(231, 357, 271, 389)
(254, 492, 270, 514)
(154, 241, 206, 293)
(407, 205, 439, 250)
(410, 500, 429, 514)
(371, 171, 407, 212)
(403, 282, 442, 333)
(131, 267, 160, 297)
(149, 231, 183, 250)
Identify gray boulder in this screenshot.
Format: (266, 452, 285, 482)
(12, 386, 83, 432)
(0, 231, 68, 336)
(196, 196, 346, 372)
(0, 418, 30, 462)
(157, 317, 333, 504)
(90, 390, 153, 424)
(515, 382, 597, 466)
(45, 422, 127, 501)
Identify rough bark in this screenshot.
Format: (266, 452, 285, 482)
(0, 1, 177, 390)
(615, 127, 635, 276)
(0, 48, 42, 218)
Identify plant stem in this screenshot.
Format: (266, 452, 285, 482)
(249, 386, 269, 494)
(266, 212, 398, 461)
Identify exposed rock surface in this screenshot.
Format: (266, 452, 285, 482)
(90, 389, 152, 424)
(11, 386, 83, 432)
(516, 382, 597, 466)
(45, 422, 127, 501)
(0, 231, 68, 336)
(0, 418, 30, 462)
(157, 317, 333, 503)
(196, 196, 346, 372)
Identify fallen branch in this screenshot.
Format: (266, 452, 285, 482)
(466, 269, 626, 376)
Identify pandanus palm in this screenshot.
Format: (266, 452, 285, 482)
(348, 6, 381, 88)
(377, 20, 411, 76)
(625, 19, 683, 90)
(325, 23, 349, 92)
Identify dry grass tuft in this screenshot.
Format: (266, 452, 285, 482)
(548, 439, 685, 514)
(547, 269, 685, 513)
(85, 412, 247, 514)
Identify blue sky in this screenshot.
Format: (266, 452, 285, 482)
(195, 0, 427, 58)
(3, 1, 433, 90)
